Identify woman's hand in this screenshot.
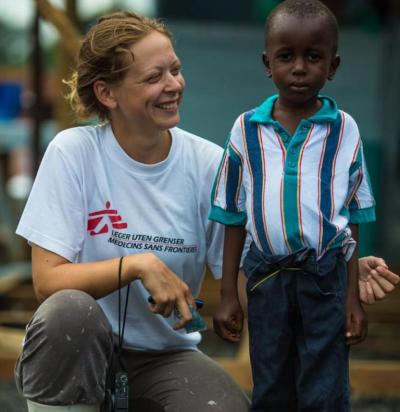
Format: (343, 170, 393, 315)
(32, 245, 194, 330)
(127, 253, 195, 330)
(358, 256, 399, 305)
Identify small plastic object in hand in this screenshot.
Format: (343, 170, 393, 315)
(181, 303, 207, 333)
(148, 297, 207, 333)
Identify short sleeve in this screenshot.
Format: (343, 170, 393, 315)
(209, 116, 247, 226)
(346, 139, 376, 224)
(16, 140, 85, 262)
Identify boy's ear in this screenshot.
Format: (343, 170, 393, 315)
(262, 52, 272, 78)
(328, 54, 341, 80)
(93, 80, 118, 109)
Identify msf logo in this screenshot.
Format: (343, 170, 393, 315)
(87, 201, 128, 236)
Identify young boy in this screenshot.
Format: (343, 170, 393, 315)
(209, 1, 376, 411)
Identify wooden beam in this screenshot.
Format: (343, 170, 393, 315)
(34, 0, 81, 60)
(214, 357, 400, 397)
(0, 310, 34, 325)
(0, 326, 24, 357)
(350, 360, 400, 397)
(0, 262, 32, 295)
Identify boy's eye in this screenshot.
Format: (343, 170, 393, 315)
(308, 53, 321, 62)
(277, 53, 292, 61)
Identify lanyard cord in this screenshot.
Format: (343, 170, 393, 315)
(118, 256, 130, 361)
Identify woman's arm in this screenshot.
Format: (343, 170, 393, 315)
(32, 245, 194, 328)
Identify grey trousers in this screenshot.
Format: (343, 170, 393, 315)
(15, 290, 250, 412)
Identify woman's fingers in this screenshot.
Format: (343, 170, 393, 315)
(148, 293, 177, 317)
(359, 280, 375, 305)
(371, 270, 396, 292)
(376, 266, 400, 286)
(136, 253, 194, 328)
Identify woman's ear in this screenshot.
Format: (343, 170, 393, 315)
(93, 80, 117, 109)
(262, 52, 272, 78)
(328, 54, 341, 80)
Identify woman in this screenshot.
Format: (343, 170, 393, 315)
(14, 10, 398, 412)
(15, 11, 249, 412)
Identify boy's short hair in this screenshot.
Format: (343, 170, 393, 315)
(265, 0, 339, 53)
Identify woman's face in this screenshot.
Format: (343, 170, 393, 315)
(110, 31, 185, 134)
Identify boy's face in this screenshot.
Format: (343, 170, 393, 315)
(263, 13, 340, 106)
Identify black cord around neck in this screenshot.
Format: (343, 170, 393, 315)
(118, 256, 130, 360)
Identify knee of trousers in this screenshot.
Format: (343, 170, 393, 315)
(26, 289, 113, 351)
(16, 290, 114, 404)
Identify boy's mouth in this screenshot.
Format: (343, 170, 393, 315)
(290, 83, 309, 91)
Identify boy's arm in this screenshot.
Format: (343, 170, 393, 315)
(213, 225, 246, 343)
(346, 224, 368, 345)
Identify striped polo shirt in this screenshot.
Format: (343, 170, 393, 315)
(209, 95, 376, 259)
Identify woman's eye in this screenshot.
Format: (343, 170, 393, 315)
(171, 66, 182, 76)
(147, 74, 161, 83)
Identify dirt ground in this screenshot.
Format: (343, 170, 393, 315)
(1, 379, 399, 412)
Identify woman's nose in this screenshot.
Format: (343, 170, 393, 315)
(165, 72, 185, 92)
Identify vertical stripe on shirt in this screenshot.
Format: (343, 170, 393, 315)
(274, 130, 291, 252)
(347, 169, 363, 209)
(297, 125, 314, 247)
(317, 125, 331, 255)
(320, 112, 344, 251)
(242, 112, 273, 254)
(225, 144, 243, 212)
(282, 125, 315, 252)
(211, 148, 228, 206)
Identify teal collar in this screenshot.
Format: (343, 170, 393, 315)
(250, 94, 339, 124)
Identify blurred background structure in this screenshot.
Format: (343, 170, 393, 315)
(0, 0, 399, 410)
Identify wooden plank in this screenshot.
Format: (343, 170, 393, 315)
(0, 310, 34, 325)
(0, 262, 31, 295)
(0, 358, 19, 380)
(350, 360, 400, 396)
(214, 357, 400, 396)
(0, 327, 24, 379)
(0, 326, 24, 356)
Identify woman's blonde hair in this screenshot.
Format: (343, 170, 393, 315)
(65, 11, 172, 122)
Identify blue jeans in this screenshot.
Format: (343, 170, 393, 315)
(243, 244, 350, 412)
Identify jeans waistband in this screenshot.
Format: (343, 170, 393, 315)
(244, 242, 344, 278)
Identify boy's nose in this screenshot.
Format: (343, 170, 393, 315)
(292, 58, 306, 75)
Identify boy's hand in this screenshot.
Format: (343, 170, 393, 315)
(359, 256, 399, 304)
(346, 294, 368, 345)
(213, 298, 243, 343)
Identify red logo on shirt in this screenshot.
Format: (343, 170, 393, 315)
(87, 201, 128, 236)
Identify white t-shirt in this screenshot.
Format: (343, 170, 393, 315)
(16, 124, 224, 351)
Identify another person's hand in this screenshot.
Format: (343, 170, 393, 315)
(129, 253, 195, 330)
(213, 297, 244, 343)
(359, 256, 399, 305)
